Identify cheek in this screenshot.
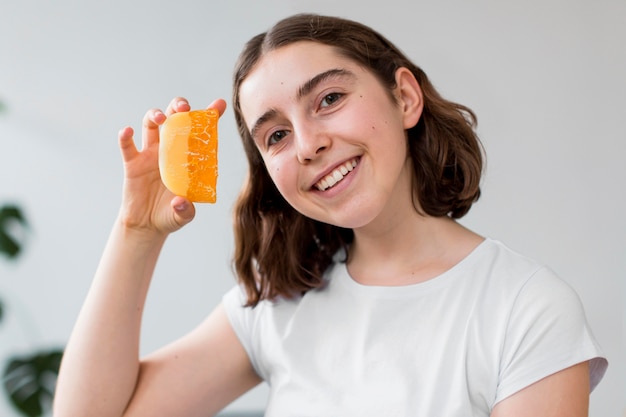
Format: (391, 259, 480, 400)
(264, 157, 294, 196)
(352, 98, 394, 134)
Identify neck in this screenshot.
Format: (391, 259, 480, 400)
(347, 212, 483, 286)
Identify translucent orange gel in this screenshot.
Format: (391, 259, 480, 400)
(159, 109, 219, 203)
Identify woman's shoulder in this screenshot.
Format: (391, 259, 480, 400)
(469, 238, 551, 282)
(444, 237, 577, 309)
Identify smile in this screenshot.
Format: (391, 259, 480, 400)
(315, 158, 358, 191)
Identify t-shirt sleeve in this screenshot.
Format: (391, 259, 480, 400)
(222, 285, 266, 380)
(494, 267, 608, 404)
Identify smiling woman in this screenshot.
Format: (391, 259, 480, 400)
(232, 22, 481, 304)
(238, 43, 416, 216)
(53, 13, 607, 417)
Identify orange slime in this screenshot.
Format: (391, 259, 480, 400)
(159, 109, 219, 203)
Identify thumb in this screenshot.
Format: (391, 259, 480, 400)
(171, 196, 196, 227)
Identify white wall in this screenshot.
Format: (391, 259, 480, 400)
(0, 0, 623, 415)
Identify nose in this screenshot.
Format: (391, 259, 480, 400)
(295, 123, 331, 164)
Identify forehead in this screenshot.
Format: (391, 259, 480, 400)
(238, 42, 360, 119)
(244, 41, 350, 88)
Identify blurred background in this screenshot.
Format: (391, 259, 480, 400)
(0, 0, 624, 415)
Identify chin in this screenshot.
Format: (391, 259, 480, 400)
(294, 197, 383, 229)
(315, 211, 379, 230)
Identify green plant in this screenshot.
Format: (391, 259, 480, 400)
(1, 205, 64, 416)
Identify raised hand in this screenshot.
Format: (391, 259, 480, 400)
(116, 97, 226, 236)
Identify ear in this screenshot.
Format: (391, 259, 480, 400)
(394, 67, 423, 129)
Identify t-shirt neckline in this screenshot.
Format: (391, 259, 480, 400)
(333, 237, 494, 297)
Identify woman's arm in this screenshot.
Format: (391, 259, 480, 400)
(53, 220, 168, 416)
(490, 361, 590, 417)
(54, 98, 259, 416)
(125, 303, 261, 417)
(55, 223, 259, 416)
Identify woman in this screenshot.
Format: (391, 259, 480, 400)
(54, 13, 607, 417)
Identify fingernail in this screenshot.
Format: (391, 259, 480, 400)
(174, 201, 187, 211)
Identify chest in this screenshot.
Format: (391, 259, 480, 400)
(256, 285, 505, 416)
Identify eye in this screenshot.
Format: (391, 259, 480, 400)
(268, 129, 289, 146)
(320, 92, 343, 108)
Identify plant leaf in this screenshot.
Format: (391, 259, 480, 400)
(3, 349, 64, 417)
(0, 205, 28, 260)
(0, 297, 3, 324)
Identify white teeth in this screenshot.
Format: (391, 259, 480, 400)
(315, 159, 358, 191)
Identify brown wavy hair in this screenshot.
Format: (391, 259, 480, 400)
(232, 14, 484, 306)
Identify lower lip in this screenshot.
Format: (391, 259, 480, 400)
(313, 161, 360, 197)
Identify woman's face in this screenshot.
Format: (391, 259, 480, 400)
(239, 41, 422, 230)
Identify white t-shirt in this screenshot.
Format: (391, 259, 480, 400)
(223, 238, 607, 416)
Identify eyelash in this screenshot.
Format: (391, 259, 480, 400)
(319, 92, 343, 108)
(267, 129, 289, 146)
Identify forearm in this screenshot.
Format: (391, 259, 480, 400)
(54, 218, 167, 416)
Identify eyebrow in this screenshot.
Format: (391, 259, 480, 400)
(249, 68, 355, 140)
(297, 68, 354, 100)
(250, 108, 278, 141)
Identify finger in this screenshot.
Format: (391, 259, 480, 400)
(164, 97, 191, 116)
(206, 98, 227, 117)
(118, 126, 138, 162)
(141, 108, 166, 150)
